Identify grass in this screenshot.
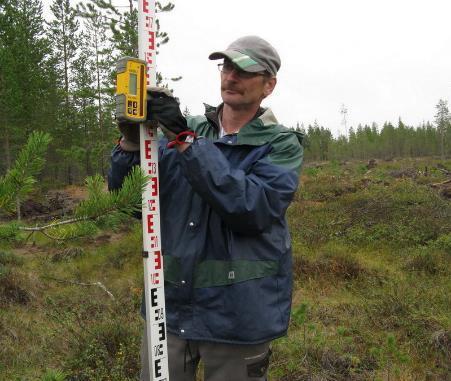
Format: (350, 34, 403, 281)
(0, 157, 450, 380)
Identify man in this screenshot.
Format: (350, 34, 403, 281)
(109, 35, 303, 381)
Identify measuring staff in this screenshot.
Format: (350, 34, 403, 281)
(115, 54, 168, 381)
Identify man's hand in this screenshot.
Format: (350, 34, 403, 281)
(147, 87, 192, 143)
(118, 121, 140, 152)
(117, 87, 195, 151)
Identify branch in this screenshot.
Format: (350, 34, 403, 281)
(18, 215, 107, 241)
(2, 167, 147, 242)
(44, 276, 116, 300)
(430, 179, 451, 188)
(19, 217, 86, 231)
(436, 168, 451, 176)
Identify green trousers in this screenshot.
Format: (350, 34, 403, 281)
(140, 325, 271, 381)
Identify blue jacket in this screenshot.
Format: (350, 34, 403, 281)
(108, 106, 303, 344)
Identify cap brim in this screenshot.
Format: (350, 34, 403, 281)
(209, 50, 266, 73)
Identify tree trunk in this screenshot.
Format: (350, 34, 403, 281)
(16, 196, 21, 221)
(94, 28, 105, 177)
(4, 124, 12, 171)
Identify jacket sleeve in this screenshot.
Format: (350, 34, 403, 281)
(107, 137, 171, 192)
(179, 137, 303, 235)
(107, 144, 141, 191)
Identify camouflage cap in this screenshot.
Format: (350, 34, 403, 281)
(209, 35, 281, 76)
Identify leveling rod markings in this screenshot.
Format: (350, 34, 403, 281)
(139, 0, 169, 380)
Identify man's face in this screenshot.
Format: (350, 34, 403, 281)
(220, 60, 277, 110)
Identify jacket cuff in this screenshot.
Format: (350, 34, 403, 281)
(119, 137, 140, 152)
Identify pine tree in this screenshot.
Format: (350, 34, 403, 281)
(48, 0, 81, 183)
(76, 3, 115, 177)
(183, 106, 191, 117)
(0, 0, 54, 174)
(435, 99, 449, 161)
(72, 32, 99, 176)
(0, 131, 52, 220)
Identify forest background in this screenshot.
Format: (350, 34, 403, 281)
(0, 1, 450, 380)
(1, 0, 451, 186)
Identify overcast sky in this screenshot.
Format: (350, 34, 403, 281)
(45, 0, 451, 136)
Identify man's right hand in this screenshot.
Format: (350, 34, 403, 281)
(118, 87, 193, 151)
(118, 121, 140, 152)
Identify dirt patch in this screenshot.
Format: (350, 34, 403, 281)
(0, 268, 32, 306)
(20, 186, 87, 220)
(440, 185, 451, 199)
(293, 253, 367, 281)
(51, 247, 85, 262)
(388, 168, 420, 179)
(430, 330, 451, 357)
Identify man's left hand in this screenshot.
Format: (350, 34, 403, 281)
(147, 87, 192, 142)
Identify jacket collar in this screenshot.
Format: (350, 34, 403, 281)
(204, 104, 282, 146)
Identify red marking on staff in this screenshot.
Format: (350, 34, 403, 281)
(148, 31, 155, 50)
(143, 0, 149, 13)
(147, 214, 154, 234)
(150, 235, 159, 249)
(145, 140, 152, 159)
(150, 273, 160, 285)
(148, 199, 156, 212)
(145, 16, 153, 28)
(154, 251, 162, 270)
(145, 52, 153, 65)
(151, 177, 158, 196)
(148, 165, 157, 176)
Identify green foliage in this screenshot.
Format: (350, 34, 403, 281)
(1, 0, 176, 184)
(299, 117, 451, 163)
(66, 321, 141, 380)
(291, 302, 308, 327)
(292, 167, 451, 249)
(402, 247, 448, 275)
(1, 156, 449, 380)
(370, 334, 409, 379)
(40, 369, 67, 381)
(0, 131, 52, 216)
(430, 233, 451, 253)
(283, 159, 450, 379)
(0, 222, 20, 241)
(0, 0, 55, 176)
(48, 220, 100, 241)
(0, 163, 147, 241)
(292, 243, 368, 283)
(299, 171, 356, 201)
(0, 266, 31, 306)
(0, 251, 24, 266)
(342, 180, 450, 247)
(0, 263, 11, 278)
(75, 166, 147, 219)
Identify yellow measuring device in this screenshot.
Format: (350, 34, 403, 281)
(116, 57, 147, 123)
